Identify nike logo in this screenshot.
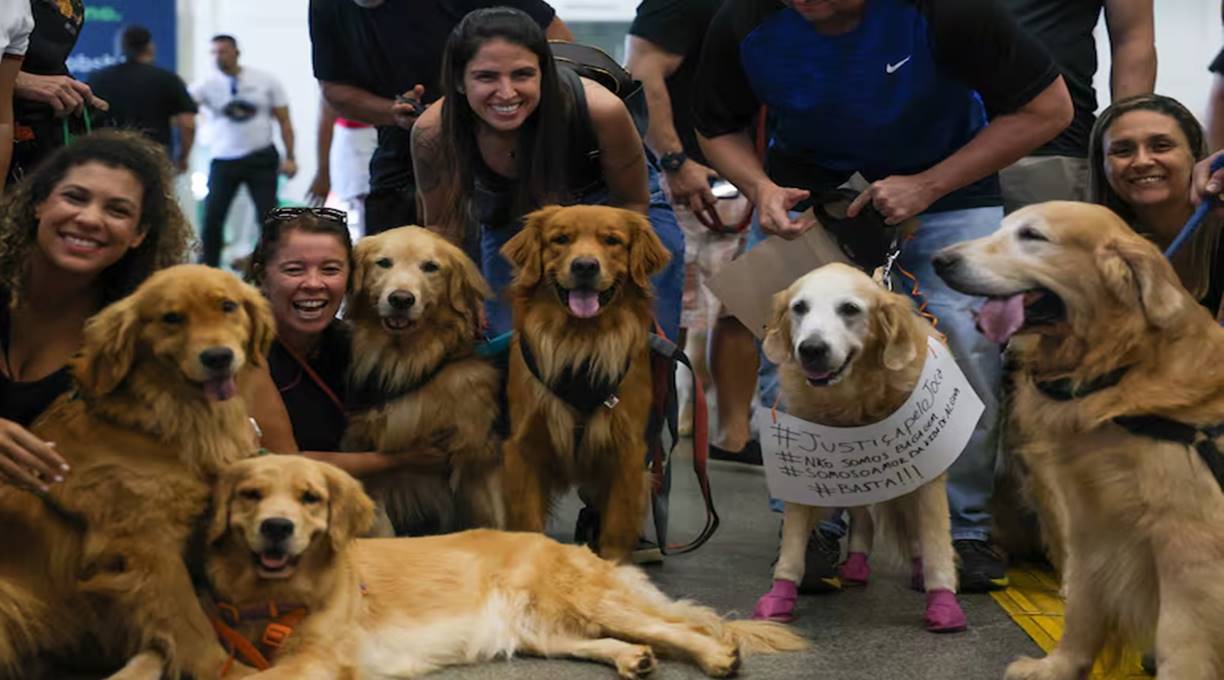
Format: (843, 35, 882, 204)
(885, 56, 911, 74)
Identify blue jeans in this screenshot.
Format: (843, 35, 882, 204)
(479, 164, 685, 342)
(755, 206, 1003, 542)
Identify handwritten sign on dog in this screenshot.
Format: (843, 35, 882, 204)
(753, 338, 984, 507)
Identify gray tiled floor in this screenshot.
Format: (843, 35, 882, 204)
(431, 444, 1042, 680)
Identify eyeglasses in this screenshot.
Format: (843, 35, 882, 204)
(264, 206, 349, 226)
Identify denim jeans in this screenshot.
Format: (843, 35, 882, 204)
(479, 163, 686, 342)
(755, 206, 1003, 541)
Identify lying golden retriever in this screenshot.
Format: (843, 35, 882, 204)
(200, 454, 806, 678)
(754, 263, 965, 633)
(933, 201, 1224, 679)
(499, 205, 670, 562)
(342, 226, 504, 536)
(0, 264, 272, 679)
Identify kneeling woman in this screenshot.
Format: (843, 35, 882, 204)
(411, 7, 683, 340)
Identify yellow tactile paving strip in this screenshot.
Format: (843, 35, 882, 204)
(990, 566, 1148, 679)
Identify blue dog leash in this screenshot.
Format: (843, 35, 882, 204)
(1164, 154, 1224, 258)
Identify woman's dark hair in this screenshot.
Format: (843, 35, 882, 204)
(244, 209, 354, 288)
(0, 129, 193, 307)
(1088, 93, 1207, 225)
(433, 7, 574, 235)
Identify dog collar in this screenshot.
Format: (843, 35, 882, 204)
(346, 361, 448, 413)
(1112, 415, 1224, 493)
(1033, 365, 1130, 402)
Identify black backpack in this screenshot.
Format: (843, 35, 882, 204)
(550, 41, 650, 139)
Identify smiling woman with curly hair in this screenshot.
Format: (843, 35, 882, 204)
(0, 129, 194, 491)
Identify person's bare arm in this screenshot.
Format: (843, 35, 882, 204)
(308, 95, 337, 204)
(1103, 0, 1156, 101)
(698, 129, 814, 239)
(245, 365, 300, 454)
(300, 448, 449, 478)
(545, 16, 574, 41)
(320, 80, 424, 130)
(0, 55, 20, 190)
(172, 113, 195, 174)
(15, 71, 107, 116)
(411, 102, 460, 240)
(585, 80, 649, 215)
(273, 105, 297, 177)
(1210, 75, 1224, 152)
(848, 76, 1073, 225)
(626, 36, 719, 227)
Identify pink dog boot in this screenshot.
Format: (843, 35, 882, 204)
(752, 579, 798, 622)
(910, 557, 925, 592)
(923, 588, 967, 633)
(838, 551, 870, 586)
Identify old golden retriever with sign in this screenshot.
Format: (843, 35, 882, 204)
(934, 201, 1224, 680)
(196, 454, 806, 678)
(754, 263, 964, 633)
(0, 265, 272, 679)
(342, 226, 504, 536)
(499, 205, 670, 562)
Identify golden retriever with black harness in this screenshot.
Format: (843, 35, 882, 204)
(755, 263, 965, 633)
(199, 454, 806, 678)
(342, 226, 504, 536)
(499, 205, 671, 562)
(934, 201, 1224, 679)
(0, 264, 272, 679)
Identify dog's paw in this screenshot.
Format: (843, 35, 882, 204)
(698, 645, 741, 678)
(923, 588, 966, 633)
(752, 579, 798, 622)
(838, 552, 870, 586)
(1004, 655, 1076, 680)
(615, 645, 657, 679)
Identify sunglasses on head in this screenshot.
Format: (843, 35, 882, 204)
(264, 206, 349, 226)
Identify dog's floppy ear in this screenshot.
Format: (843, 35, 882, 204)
(1096, 237, 1185, 328)
(628, 212, 670, 289)
(347, 237, 374, 309)
(446, 245, 493, 327)
(72, 296, 140, 397)
(323, 463, 375, 551)
(207, 463, 241, 545)
(762, 289, 794, 365)
(502, 206, 558, 289)
(239, 281, 276, 367)
(876, 292, 920, 371)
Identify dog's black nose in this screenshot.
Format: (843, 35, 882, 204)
(259, 518, 294, 542)
(388, 290, 416, 310)
(932, 250, 959, 277)
(199, 347, 234, 371)
(570, 257, 600, 280)
(798, 340, 829, 364)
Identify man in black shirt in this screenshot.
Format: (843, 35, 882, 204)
(308, 0, 571, 234)
(88, 25, 197, 172)
(998, 0, 1155, 212)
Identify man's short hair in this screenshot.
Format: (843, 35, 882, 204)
(211, 34, 238, 48)
(121, 25, 152, 60)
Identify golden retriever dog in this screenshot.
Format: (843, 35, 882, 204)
(201, 454, 806, 678)
(754, 263, 965, 633)
(499, 205, 670, 562)
(0, 264, 273, 679)
(933, 201, 1224, 680)
(342, 226, 504, 536)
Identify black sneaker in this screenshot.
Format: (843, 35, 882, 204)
(799, 529, 842, 594)
(955, 539, 1009, 592)
(709, 440, 763, 466)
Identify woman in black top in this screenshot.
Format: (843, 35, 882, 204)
(1089, 94, 1224, 318)
(0, 130, 193, 490)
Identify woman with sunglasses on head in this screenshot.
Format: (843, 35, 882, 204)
(1089, 94, 1224, 318)
(410, 7, 685, 340)
(246, 206, 448, 479)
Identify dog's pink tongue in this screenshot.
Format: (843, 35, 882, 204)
(975, 295, 1026, 344)
(568, 290, 601, 318)
(203, 375, 238, 402)
(260, 553, 288, 570)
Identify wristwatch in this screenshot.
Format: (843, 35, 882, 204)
(659, 151, 688, 173)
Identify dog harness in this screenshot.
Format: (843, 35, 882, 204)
(518, 336, 628, 416)
(1035, 370, 1224, 493)
(345, 361, 448, 413)
(210, 600, 308, 673)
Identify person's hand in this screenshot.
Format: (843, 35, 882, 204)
(1192, 150, 1224, 212)
(847, 174, 940, 225)
(391, 84, 426, 130)
(663, 160, 722, 230)
(754, 181, 814, 239)
(305, 171, 330, 207)
(280, 158, 299, 178)
(14, 73, 107, 117)
(0, 418, 70, 493)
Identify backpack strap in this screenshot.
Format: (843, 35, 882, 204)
(557, 66, 604, 197)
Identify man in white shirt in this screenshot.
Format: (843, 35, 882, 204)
(191, 34, 296, 266)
